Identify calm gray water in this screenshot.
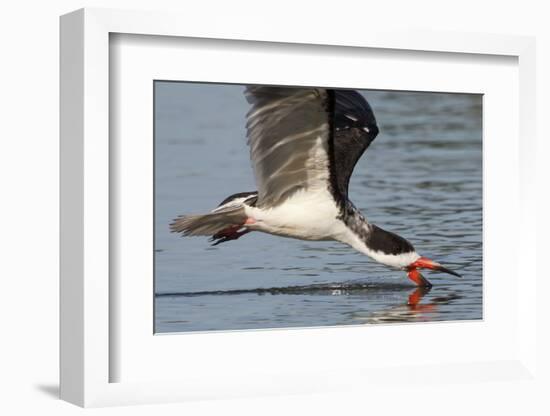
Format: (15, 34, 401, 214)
(154, 82, 482, 333)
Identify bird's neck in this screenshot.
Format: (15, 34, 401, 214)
(339, 206, 418, 269)
(338, 202, 370, 240)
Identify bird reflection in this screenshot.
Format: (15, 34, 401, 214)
(407, 286, 434, 309)
(350, 285, 462, 324)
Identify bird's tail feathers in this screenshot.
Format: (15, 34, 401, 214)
(170, 206, 247, 237)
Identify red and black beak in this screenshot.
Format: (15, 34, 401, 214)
(406, 257, 462, 287)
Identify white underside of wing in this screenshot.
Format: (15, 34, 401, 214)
(245, 87, 332, 208)
(242, 124, 338, 240)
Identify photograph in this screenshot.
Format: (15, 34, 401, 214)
(154, 82, 482, 333)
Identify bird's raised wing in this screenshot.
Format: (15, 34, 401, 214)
(331, 90, 380, 199)
(244, 86, 332, 208)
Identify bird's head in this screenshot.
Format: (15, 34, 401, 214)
(363, 224, 462, 287)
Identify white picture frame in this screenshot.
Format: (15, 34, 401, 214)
(60, 7, 538, 408)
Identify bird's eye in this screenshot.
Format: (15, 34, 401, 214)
(363, 126, 370, 133)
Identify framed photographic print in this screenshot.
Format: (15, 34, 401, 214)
(60, 8, 538, 408)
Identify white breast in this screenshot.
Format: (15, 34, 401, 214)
(244, 188, 342, 241)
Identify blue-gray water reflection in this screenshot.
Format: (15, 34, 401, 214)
(154, 83, 482, 333)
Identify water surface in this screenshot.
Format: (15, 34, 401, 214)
(154, 82, 482, 333)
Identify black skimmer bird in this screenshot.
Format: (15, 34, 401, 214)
(170, 87, 462, 287)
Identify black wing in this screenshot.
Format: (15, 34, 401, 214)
(330, 90, 379, 199)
